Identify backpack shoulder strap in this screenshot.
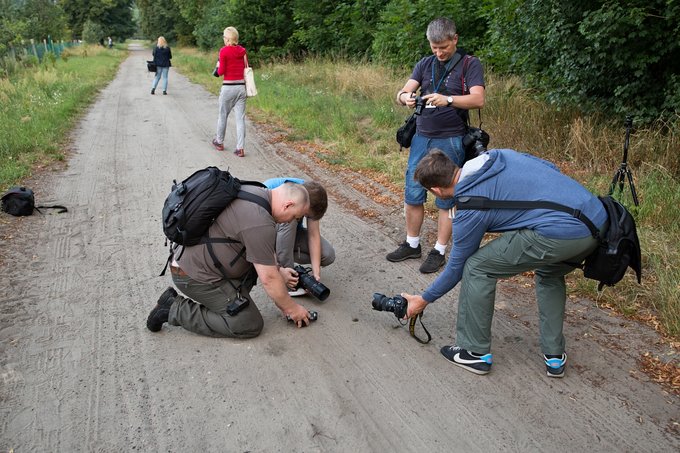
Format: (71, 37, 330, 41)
(236, 189, 271, 214)
(35, 204, 68, 214)
(454, 196, 600, 238)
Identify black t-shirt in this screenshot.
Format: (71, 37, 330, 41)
(410, 53, 485, 138)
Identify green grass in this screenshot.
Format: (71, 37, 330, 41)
(173, 48, 680, 340)
(0, 45, 126, 187)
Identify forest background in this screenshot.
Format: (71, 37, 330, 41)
(1, 1, 678, 359)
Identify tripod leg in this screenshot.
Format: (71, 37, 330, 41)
(618, 166, 627, 194)
(609, 168, 624, 196)
(626, 169, 639, 206)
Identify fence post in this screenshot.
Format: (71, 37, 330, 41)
(31, 39, 37, 58)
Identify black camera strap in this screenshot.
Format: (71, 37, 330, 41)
(408, 313, 432, 344)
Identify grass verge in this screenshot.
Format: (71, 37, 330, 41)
(0, 45, 126, 187)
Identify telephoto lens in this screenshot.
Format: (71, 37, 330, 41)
(294, 265, 330, 301)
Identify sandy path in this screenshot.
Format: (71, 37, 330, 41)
(0, 44, 677, 452)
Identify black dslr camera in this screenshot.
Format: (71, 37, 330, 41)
(372, 293, 407, 319)
(462, 127, 490, 161)
(294, 265, 330, 301)
(414, 96, 426, 115)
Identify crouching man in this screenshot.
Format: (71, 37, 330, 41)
(147, 182, 315, 337)
(401, 149, 607, 377)
(263, 177, 335, 296)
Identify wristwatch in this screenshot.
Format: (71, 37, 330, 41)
(447, 96, 453, 107)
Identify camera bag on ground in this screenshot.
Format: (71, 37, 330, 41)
(160, 166, 271, 279)
(1, 186, 68, 216)
(454, 195, 642, 290)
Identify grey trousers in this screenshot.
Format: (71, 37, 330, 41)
(169, 271, 263, 338)
(215, 84, 246, 149)
(456, 229, 598, 355)
(276, 220, 336, 269)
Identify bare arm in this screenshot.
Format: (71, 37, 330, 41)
(422, 85, 486, 109)
(254, 262, 311, 326)
(307, 219, 322, 280)
(396, 79, 421, 108)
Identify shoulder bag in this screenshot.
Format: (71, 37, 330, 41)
(243, 55, 257, 97)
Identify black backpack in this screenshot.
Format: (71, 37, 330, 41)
(454, 195, 642, 290)
(160, 166, 270, 279)
(1, 186, 68, 216)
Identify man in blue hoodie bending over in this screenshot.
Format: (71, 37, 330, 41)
(401, 149, 607, 378)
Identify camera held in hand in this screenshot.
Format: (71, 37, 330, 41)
(372, 293, 407, 319)
(462, 127, 490, 161)
(294, 265, 330, 301)
(414, 96, 426, 116)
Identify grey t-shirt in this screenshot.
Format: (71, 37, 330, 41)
(176, 186, 277, 284)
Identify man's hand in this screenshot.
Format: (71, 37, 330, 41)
(279, 266, 299, 289)
(285, 304, 313, 328)
(401, 293, 428, 319)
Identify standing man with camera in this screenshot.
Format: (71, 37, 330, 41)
(146, 182, 316, 336)
(388, 17, 485, 273)
(401, 149, 607, 377)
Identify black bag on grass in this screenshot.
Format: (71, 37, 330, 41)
(1, 186, 68, 216)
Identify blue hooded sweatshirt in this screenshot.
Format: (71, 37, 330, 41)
(422, 149, 607, 303)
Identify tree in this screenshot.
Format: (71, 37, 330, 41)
(371, 0, 487, 67)
(62, 0, 135, 41)
(82, 19, 105, 45)
(485, 0, 680, 121)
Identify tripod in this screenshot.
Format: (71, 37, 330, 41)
(609, 115, 639, 206)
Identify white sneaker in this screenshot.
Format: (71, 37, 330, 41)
(288, 287, 307, 297)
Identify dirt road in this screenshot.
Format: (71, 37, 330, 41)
(1, 44, 678, 452)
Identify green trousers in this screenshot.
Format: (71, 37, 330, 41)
(169, 271, 264, 338)
(456, 229, 597, 355)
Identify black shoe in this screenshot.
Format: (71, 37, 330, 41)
(146, 287, 177, 332)
(163, 91, 167, 95)
(544, 353, 567, 378)
(440, 345, 492, 375)
(419, 249, 445, 273)
(151, 88, 155, 95)
(386, 242, 421, 262)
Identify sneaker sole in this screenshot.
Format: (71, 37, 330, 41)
(419, 262, 445, 273)
(386, 253, 421, 262)
(546, 369, 565, 378)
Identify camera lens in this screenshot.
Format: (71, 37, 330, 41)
(371, 293, 407, 319)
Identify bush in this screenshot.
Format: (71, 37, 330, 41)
(82, 20, 105, 46)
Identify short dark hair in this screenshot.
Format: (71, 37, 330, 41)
(303, 180, 328, 220)
(414, 149, 458, 189)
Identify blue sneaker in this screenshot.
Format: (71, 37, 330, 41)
(544, 353, 567, 378)
(440, 345, 492, 375)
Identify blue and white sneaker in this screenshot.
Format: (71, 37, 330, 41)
(544, 353, 567, 378)
(440, 345, 492, 375)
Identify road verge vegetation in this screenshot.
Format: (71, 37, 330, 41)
(0, 45, 126, 186)
(173, 47, 679, 344)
